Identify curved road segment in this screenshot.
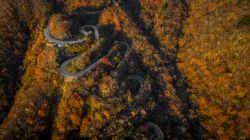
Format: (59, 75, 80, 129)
(59, 48, 101, 78)
(59, 44, 117, 78)
(80, 25, 100, 40)
(44, 8, 163, 138)
(124, 75, 145, 112)
(44, 25, 101, 78)
(44, 27, 87, 48)
(111, 42, 131, 78)
(144, 122, 164, 140)
(68, 0, 119, 16)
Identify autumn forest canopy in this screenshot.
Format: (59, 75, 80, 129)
(0, 0, 249, 139)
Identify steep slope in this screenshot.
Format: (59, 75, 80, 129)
(0, 0, 53, 124)
(178, 0, 250, 139)
(0, 0, 249, 139)
(57, 0, 113, 12)
(124, 0, 207, 138)
(0, 0, 56, 138)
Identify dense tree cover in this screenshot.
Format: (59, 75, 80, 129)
(59, 0, 113, 12)
(0, 1, 59, 137)
(98, 6, 195, 138)
(124, 0, 206, 138)
(49, 13, 79, 40)
(178, 0, 250, 139)
(0, 0, 249, 139)
(0, 43, 60, 139)
(0, 0, 53, 124)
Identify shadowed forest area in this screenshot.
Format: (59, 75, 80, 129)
(0, 0, 249, 139)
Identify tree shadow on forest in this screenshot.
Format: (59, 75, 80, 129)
(93, 20, 183, 139)
(0, 5, 33, 125)
(121, 0, 209, 139)
(66, 6, 104, 25)
(44, 3, 209, 139)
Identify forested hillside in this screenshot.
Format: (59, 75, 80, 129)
(0, 0, 53, 124)
(0, 0, 249, 139)
(178, 0, 250, 138)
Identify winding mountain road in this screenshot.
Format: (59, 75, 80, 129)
(44, 27, 87, 48)
(60, 43, 118, 78)
(59, 48, 100, 78)
(43, 6, 164, 139)
(43, 1, 119, 79)
(44, 25, 101, 78)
